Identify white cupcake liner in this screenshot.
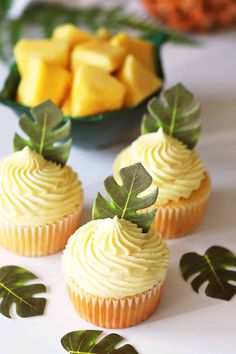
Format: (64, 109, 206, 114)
(154, 193, 210, 239)
(0, 205, 82, 257)
(67, 280, 163, 328)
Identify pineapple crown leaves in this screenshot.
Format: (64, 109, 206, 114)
(13, 100, 72, 166)
(141, 83, 202, 149)
(92, 162, 158, 232)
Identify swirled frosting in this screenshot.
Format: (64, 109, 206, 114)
(62, 216, 169, 298)
(0, 147, 83, 225)
(114, 129, 205, 206)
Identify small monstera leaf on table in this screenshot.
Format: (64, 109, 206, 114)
(13, 100, 72, 165)
(0, 265, 46, 318)
(180, 246, 236, 301)
(93, 162, 158, 232)
(141, 83, 201, 149)
(61, 330, 138, 354)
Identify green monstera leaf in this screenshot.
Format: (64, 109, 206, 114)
(0, 265, 47, 318)
(93, 162, 158, 232)
(180, 246, 236, 301)
(61, 330, 138, 354)
(141, 83, 201, 149)
(13, 100, 72, 165)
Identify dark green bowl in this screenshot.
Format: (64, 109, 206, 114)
(0, 32, 166, 149)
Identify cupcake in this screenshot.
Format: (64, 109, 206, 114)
(114, 129, 210, 239)
(0, 101, 83, 256)
(113, 83, 211, 239)
(0, 147, 83, 256)
(62, 163, 169, 328)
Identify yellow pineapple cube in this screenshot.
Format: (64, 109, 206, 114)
(14, 39, 70, 75)
(117, 55, 162, 107)
(71, 40, 126, 73)
(61, 94, 72, 116)
(17, 58, 71, 107)
(52, 24, 94, 49)
(71, 64, 126, 116)
(111, 32, 155, 72)
(96, 27, 113, 41)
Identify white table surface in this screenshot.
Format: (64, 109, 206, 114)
(0, 29, 236, 354)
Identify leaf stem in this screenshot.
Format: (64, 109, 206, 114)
(0, 282, 37, 309)
(69, 352, 92, 354)
(121, 169, 137, 219)
(169, 95, 178, 136)
(204, 255, 227, 294)
(39, 111, 47, 155)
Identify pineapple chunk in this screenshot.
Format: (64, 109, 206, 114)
(117, 55, 162, 107)
(17, 58, 71, 107)
(71, 40, 126, 73)
(61, 94, 72, 116)
(111, 32, 155, 72)
(72, 64, 126, 116)
(52, 24, 94, 49)
(96, 27, 113, 41)
(14, 39, 70, 75)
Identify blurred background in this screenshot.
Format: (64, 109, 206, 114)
(1, 0, 236, 65)
(5, 0, 236, 32)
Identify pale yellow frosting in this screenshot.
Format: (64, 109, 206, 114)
(62, 216, 169, 298)
(0, 147, 83, 225)
(114, 129, 205, 206)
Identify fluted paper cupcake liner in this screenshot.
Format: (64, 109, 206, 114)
(67, 282, 162, 329)
(0, 206, 82, 257)
(154, 194, 209, 239)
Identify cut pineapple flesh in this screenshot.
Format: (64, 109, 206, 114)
(61, 94, 72, 116)
(96, 28, 113, 41)
(52, 24, 94, 49)
(14, 39, 70, 75)
(71, 64, 126, 116)
(71, 40, 126, 73)
(117, 55, 162, 107)
(13, 24, 160, 116)
(111, 32, 155, 72)
(17, 58, 71, 107)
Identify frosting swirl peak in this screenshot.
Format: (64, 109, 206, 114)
(0, 147, 83, 225)
(114, 129, 205, 205)
(62, 216, 169, 298)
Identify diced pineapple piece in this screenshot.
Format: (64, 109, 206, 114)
(14, 39, 70, 75)
(71, 64, 126, 116)
(96, 27, 113, 41)
(52, 24, 94, 49)
(117, 55, 162, 107)
(111, 32, 155, 72)
(61, 94, 72, 116)
(71, 40, 126, 73)
(17, 58, 71, 107)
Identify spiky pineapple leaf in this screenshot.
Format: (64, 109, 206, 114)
(13, 100, 72, 165)
(0, 265, 46, 318)
(93, 162, 158, 232)
(141, 83, 201, 149)
(180, 246, 236, 301)
(61, 330, 138, 354)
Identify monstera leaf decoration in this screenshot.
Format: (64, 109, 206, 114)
(180, 246, 236, 301)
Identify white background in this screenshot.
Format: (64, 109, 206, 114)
(0, 1, 236, 353)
